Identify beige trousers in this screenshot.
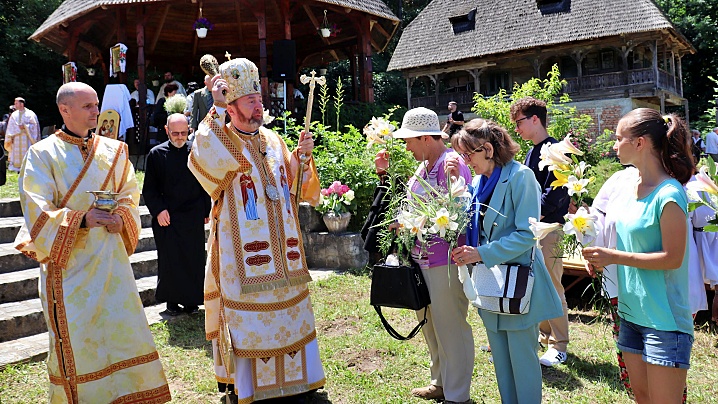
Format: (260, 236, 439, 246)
(415, 263, 474, 402)
(538, 230, 570, 352)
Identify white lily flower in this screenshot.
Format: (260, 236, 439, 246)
(528, 217, 561, 246)
(565, 175, 591, 196)
(429, 207, 459, 238)
(538, 142, 572, 171)
(262, 109, 275, 125)
(563, 207, 598, 245)
(364, 130, 387, 148)
(555, 135, 584, 156)
(687, 166, 718, 195)
(407, 215, 429, 242)
(573, 161, 590, 177)
(450, 176, 471, 199)
(371, 117, 395, 139)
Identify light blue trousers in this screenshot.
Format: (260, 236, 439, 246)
(485, 323, 542, 404)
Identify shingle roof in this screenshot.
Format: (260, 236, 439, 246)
(31, 0, 169, 41)
(31, 0, 398, 42)
(388, 0, 693, 71)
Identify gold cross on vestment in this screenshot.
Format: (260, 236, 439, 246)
(225, 51, 232, 61)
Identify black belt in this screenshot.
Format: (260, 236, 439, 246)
(694, 227, 704, 232)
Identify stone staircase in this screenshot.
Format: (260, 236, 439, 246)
(0, 198, 367, 368)
(0, 198, 179, 367)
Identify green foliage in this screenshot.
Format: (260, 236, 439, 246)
(471, 64, 593, 161)
(0, 0, 66, 127)
(655, 0, 718, 123)
(163, 95, 187, 114)
(318, 83, 330, 126)
(585, 158, 623, 203)
(334, 78, 345, 131)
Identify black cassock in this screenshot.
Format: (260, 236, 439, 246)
(142, 140, 211, 306)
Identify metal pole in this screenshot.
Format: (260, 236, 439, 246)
(283, 80, 287, 136)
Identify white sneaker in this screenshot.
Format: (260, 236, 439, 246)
(539, 348, 567, 367)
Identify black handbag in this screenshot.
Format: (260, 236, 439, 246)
(370, 260, 431, 340)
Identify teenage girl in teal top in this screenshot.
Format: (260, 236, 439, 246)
(583, 108, 695, 404)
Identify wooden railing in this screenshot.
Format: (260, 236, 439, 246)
(564, 68, 679, 94)
(410, 68, 681, 108)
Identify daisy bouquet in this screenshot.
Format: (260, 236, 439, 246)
(686, 157, 718, 232)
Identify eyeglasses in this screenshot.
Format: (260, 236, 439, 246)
(460, 146, 485, 161)
(514, 115, 532, 127)
(169, 131, 189, 137)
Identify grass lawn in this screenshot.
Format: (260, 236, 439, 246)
(1, 273, 717, 403)
(0, 169, 145, 200)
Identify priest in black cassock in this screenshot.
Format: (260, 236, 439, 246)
(143, 113, 211, 316)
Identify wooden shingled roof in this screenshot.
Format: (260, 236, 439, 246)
(388, 0, 694, 72)
(29, 0, 399, 72)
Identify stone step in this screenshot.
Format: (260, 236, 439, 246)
(0, 198, 22, 218)
(0, 303, 173, 369)
(0, 269, 338, 368)
(0, 224, 209, 275)
(0, 197, 146, 219)
(0, 250, 158, 304)
(0, 275, 159, 343)
(0, 206, 153, 244)
(0, 227, 159, 275)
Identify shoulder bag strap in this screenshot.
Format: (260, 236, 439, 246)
(373, 305, 427, 341)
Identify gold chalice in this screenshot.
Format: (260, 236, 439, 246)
(87, 191, 120, 213)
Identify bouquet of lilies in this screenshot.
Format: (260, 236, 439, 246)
(390, 175, 472, 266)
(363, 116, 396, 148)
(530, 134, 598, 254)
(686, 157, 718, 232)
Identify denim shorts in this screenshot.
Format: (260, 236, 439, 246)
(616, 318, 693, 369)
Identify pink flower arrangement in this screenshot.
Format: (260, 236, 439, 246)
(317, 181, 356, 215)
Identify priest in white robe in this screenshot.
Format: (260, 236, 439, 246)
(188, 57, 325, 403)
(14, 82, 170, 404)
(4, 97, 40, 171)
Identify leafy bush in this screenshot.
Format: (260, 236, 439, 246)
(585, 158, 623, 203)
(472, 64, 593, 161)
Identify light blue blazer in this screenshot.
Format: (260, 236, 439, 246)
(471, 160, 563, 332)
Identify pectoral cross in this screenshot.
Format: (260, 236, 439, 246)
(224, 51, 232, 61)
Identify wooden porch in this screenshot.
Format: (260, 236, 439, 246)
(410, 68, 682, 110)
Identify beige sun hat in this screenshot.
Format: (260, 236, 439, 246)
(393, 107, 448, 139)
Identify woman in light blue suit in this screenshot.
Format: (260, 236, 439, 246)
(447, 119, 563, 403)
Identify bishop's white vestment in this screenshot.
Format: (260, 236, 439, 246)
(189, 105, 325, 402)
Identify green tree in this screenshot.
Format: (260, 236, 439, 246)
(654, 0, 718, 125)
(471, 65, 593, 162)
(0, 0, 65, 128)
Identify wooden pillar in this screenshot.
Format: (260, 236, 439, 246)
(651, 41, 659, 88)
(671, 50, 677, 93)
(116, 8, 127, 84)
(279, 0, 294, 114)
(136, 5, 148, 151)
(406, 77, 412, 109)
(358, 16, 374, 103)
(621, 47, 630, 86)
(677, 55, 684, 97)
(257, 2, 270, 106)
(660, 91, 666, 114)
(350, 49, 358, 101)
(684, 99, 690, 127)
(428, 74, 438, 107)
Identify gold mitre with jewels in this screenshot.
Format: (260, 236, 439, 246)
(219, 57, 261, 104)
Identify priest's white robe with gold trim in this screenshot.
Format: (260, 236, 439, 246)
(189, 106, 325, 402)
(14, 131, 171, 404)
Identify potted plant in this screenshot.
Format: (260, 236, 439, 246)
(193, 17, 214, 38)
(315, 181, 356, 233)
